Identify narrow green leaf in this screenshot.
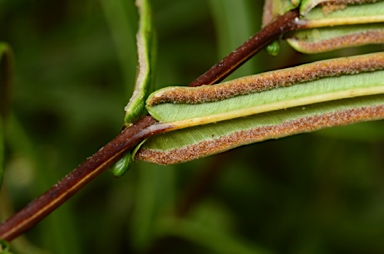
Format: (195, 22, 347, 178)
(138, 95, 384, 165)
(124, 0, 156, 124)
(301, 1, 384, 27)
(300, 0, 384, 16)
(146, 53, 384, 124)
(158, 217, 273, 254)
(286, 24, 384, 53)
(287, 1, 384, 53)
(137, 53, 384, 165)
(99, 0, 137, 97)
(264, 1, 384, 54)
(109, 0, 156, 177)
(209, 0, 258, 79)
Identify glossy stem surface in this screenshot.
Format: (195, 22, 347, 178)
(0, 116, 172, 241)
(0, 9, 301, 241)
(188, 9, 301, 87)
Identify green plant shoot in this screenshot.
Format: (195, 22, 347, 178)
(123, 0, 155, 124)
(109, 0, 156, 177)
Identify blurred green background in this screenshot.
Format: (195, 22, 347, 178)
(1, 0, 384, 253)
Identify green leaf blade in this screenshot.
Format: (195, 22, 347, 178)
(286, 24, 384, 53)
(137, 95, 384, 165)
(140, 53, 384, 165)
(109, 0, 156, 177)
(124, 0, 156, 125)
(146, 53, 384, 125)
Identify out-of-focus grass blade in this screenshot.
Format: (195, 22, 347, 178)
(0, 43, 12, 186)
(208, 0, 258, 79)
(99, 0, 137, 97)
(158, 216, 273, 254)
(315, 121, 384, 142)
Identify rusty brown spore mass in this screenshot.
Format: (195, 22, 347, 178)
(136, 104, 384, 165)
(147, 53, 384, 106)
(288, 29, 384, 53)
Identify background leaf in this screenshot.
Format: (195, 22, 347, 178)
(0, 120, 3, 187)
(0, 42, 12, 187)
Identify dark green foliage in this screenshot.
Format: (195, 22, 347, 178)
(0, 239, 12, 254)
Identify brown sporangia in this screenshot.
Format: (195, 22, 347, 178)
(136, 103, 384, 165)
(147, 53, 384, 106)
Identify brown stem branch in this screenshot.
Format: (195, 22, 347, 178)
(0, 9, 301, 241)
(189, 9, 301, 87)
(0, 117, 173, 241)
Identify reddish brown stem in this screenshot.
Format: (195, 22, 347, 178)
(189, 9, 300, 87)
(0, 9, 301, 241)
(0, 117, 173, 241)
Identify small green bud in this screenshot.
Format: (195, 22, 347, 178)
(266, 40, 280, 56)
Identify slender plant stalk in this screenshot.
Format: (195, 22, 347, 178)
(0, 116, 172, 241)
(0, 8, 301, 242)
(188, 9, 300, 86)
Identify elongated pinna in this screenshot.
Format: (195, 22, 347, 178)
(286, 0, 384, 53)
(109, 0, 155, 177)
(135, 52, 384, 165)
(264, 0, 384, 54)
(146, 52, 384, 126)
